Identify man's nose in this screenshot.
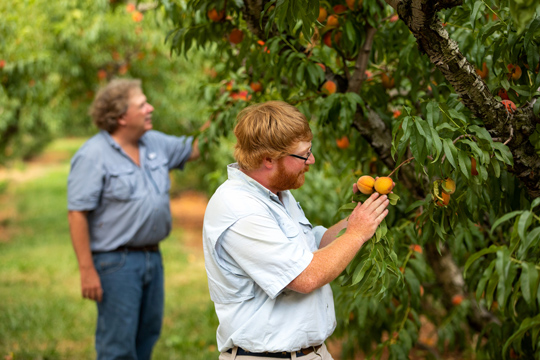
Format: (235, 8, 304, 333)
(306, 153, 315, 165)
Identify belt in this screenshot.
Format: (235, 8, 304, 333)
(226, 345, 322, 358)
(92, 244, 159, 254)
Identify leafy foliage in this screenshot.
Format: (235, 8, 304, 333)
(154, 0, 540, 358)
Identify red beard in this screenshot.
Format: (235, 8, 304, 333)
(269, 159, 309, 192)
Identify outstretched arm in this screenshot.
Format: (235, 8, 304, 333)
(287, 192, 389, 294)
(188, 119, 211, 161)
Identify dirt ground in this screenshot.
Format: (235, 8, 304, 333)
(170, 191, 207, 252)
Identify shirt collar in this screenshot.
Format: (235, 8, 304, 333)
(100, 129, 147, 149)
(227, 163, 286, 202)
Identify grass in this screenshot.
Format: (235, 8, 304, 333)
(0, 138, 219, 359)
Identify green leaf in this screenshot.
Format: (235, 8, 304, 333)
(485, 269, 499, 310)
(470, 1, 484, 31)
(352, 260, 372, 286)
(338, 202, 358, 212)
(518, 211, 533, 242)
(490, 211, 523, 234)
(503, 315, 540, 356)
(510, 0, 538, 33)
(476, 260, 496, 301)
(531, 198, 540, 211)
(535, 98, 540, 116)
(519, 227, 540, 258)
(496, 248, 516, 310)
(335, 227, 347, 238)
(442, 138, 458, 169)
(490, 156, 501, 178)
(468, 125, 494, 146)
(426, 101, 439, 127)
(457, 150, 471, 179)
(388, 193, 400, 206)
(492, 142, 513, 166)
(480, 22, 505, 43)
(525, 18, 540, 47)
(464, 245, 502, 277)
(521, 262, 539, 307)
(404, 199, 426, 213)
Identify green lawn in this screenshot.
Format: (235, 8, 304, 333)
(0, 138, 219, 359)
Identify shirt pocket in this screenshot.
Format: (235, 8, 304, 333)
(296, 203, 316, 249)
(146, 157, 170, 194)
(104, 166, 135, 201)
(279, 218, 300, 238)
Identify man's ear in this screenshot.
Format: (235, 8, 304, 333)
(117, 115, 126, 127)
(262, 157, 275, 169)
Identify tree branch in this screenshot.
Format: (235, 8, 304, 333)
(388, 0, 540, 198)
(348, 24, 377, 94)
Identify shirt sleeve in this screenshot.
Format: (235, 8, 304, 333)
(67, 153, 104, 211)
(219, 214, 314, 299)
(148, 131, 193, 170)
(312, 226, 327, 248)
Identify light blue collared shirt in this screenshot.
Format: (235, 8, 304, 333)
(67, 130, 193, 252)
(203, 163, 336, 352)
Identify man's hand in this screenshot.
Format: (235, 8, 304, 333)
(80, 266, 103, 302)
(345, 192, 389, 244)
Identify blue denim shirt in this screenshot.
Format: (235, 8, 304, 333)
(67, 130, 193, 252)
(203, 164, 336, 352)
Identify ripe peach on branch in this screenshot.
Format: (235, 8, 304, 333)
(471, 157, 479, 176)
(374, 177, 394, 195)
(502, 100, 517, 113)
(336, 136, 350, 149)
(357, 175, 375, 194)
(346, 0, 364, 11)
(250, 82, 263, 93)
(381, 72, 395, 89)
(507, 64, 522, 81)
(321, 80, 337, 95)
(229, 29, 244, 44)
(476, 62, 488, 79)
(333, 5, 347, 14)
(355, 175, 398, 205)
(207, 8, 225, 22)
(317, 7, 327, 23)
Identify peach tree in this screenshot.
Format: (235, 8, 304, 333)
(155, 0, 540, 358)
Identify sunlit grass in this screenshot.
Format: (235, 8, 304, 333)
(0, 138, 218, 360)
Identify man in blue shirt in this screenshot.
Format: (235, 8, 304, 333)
(67, 78, 202, 360)
(203, 101, 390, 359)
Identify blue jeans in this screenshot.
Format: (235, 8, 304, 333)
(93, 250, 164, 360)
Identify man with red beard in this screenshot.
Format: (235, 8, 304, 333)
(203, 101, 390, 360)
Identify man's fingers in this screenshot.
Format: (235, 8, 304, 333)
(373, 198, 390, 215)
(96, 289, 103, 303)
(82, 287, 103, 302)
(361, 192, 380, 208)
(376, 209, 389, 223)
(363, 193, 388, 213)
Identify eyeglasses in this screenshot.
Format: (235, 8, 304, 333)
(288, 146, 312, 164)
